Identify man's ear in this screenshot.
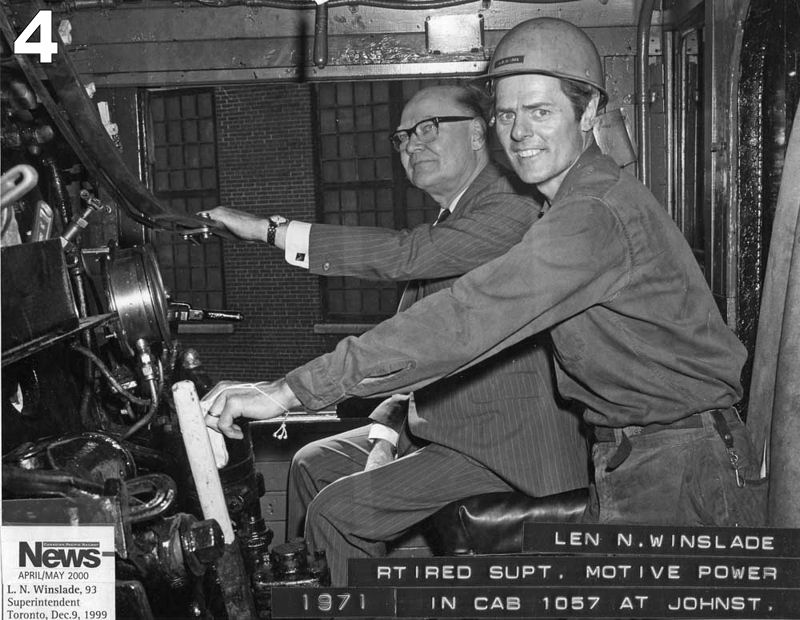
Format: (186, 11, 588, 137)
(580, 93, 601, 133)
(471, 118, 487, 150)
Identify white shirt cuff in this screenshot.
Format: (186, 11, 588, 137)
(368, 423, 399, 447)
(285, 221, 312, 268)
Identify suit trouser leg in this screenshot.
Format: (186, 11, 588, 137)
(304, 442, 515, 586)
(286, 425, 372, 540)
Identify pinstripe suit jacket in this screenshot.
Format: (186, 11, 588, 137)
(306, 163, 588, 496)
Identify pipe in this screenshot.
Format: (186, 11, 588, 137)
(635, 0, 656, 186)
(126, 473, 178, 523)
(41, 155, 73, 227)
(71, 343, 152, 407)
(675, 30, 689, 232)
(51, 0, 120, 8)
(313, 0, 329, 69)
(2, 466, 105, 496)
(66, 251, 97, 430)
(188, 0, 573, 8)
(122, 377, 160, 439)
(662, 24, 674, 218)
(122, 339, 164, 438)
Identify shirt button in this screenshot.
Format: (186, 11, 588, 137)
(323, 262, 330, 271)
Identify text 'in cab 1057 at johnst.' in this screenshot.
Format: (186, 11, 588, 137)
(271, 585, 800, 619)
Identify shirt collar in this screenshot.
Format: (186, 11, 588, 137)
(551, 141, 604, 206)
(445, 185, 470, 216)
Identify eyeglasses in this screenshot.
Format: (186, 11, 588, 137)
(388, 116, 475, 152)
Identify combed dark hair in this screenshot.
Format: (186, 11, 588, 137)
(560, 78, 606, 120)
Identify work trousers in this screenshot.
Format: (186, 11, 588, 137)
(302, 440, 515, 586)
(586, 411, 766, 526)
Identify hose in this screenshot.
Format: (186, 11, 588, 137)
(70, 343, 152, 407)
(2, 466, 105, 496)
(122, 378, 160, 439)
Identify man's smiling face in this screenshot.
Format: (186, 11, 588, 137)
(494, 74, 588, 199)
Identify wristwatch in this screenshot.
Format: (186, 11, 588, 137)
(266, 215, 288, 246)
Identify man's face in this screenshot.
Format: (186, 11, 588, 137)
(494, 74, 589, 199)
(397, 91, 479, 200)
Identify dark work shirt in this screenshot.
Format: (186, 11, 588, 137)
(287, 143, 747, 428)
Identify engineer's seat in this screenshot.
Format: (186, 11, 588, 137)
(425, 488, 589, 555)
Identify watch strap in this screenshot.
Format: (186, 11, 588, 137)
(267, 216, 287, 246)
(267, 220, 278, 246)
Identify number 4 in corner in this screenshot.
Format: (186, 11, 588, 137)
(14, 10, 58, 63)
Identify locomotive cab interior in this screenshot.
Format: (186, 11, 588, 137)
(1, 0, 798, 617)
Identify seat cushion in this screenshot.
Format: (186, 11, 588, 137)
(425, 488, 589, 555)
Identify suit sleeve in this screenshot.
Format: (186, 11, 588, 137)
(367, 394, 410, 430)
(307, 190, 538, 281)
(286, 197, 631, 410)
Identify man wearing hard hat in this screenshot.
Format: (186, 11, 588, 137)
(203, 18, 766, 586)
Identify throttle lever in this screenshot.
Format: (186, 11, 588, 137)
(168, 301, 244, 323)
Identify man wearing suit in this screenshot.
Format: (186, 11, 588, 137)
(201, 84, 588, 580)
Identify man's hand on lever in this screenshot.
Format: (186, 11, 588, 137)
(198, 207, 289, 249)
(201, 378, 300, 440)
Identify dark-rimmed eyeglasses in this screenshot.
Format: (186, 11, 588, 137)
(388, 116, 475, 152)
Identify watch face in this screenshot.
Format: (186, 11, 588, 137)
(270, 216, 288, 225)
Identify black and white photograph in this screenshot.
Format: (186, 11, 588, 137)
(1, 0, 798, 618)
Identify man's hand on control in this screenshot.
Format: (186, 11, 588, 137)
(201, 378, 300, 440)
(198, 207, 270, 244)
(364, 438, 395, 471)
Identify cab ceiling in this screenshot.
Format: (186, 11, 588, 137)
(37, 0, 657, 86)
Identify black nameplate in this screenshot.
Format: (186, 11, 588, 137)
(396, 586, 800, 618)
(270, 587, 394, 618)
(269, 586, 800, 618)
(348, 555, 798, 588)
(523, 523, 800, 557)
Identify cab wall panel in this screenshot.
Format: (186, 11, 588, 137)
(63, 1, 641, 86)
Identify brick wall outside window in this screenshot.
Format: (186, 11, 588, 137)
(179, 83, 340, 381)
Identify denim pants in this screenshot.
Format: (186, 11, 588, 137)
(585, 411, 766, 526)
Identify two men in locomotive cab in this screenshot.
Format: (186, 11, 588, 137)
(201, 82, 588, 544)
(202, 17, 765, 587)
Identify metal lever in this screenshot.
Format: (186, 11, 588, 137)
(60, 189, 111, 246)
(168, 301, 244, 323)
